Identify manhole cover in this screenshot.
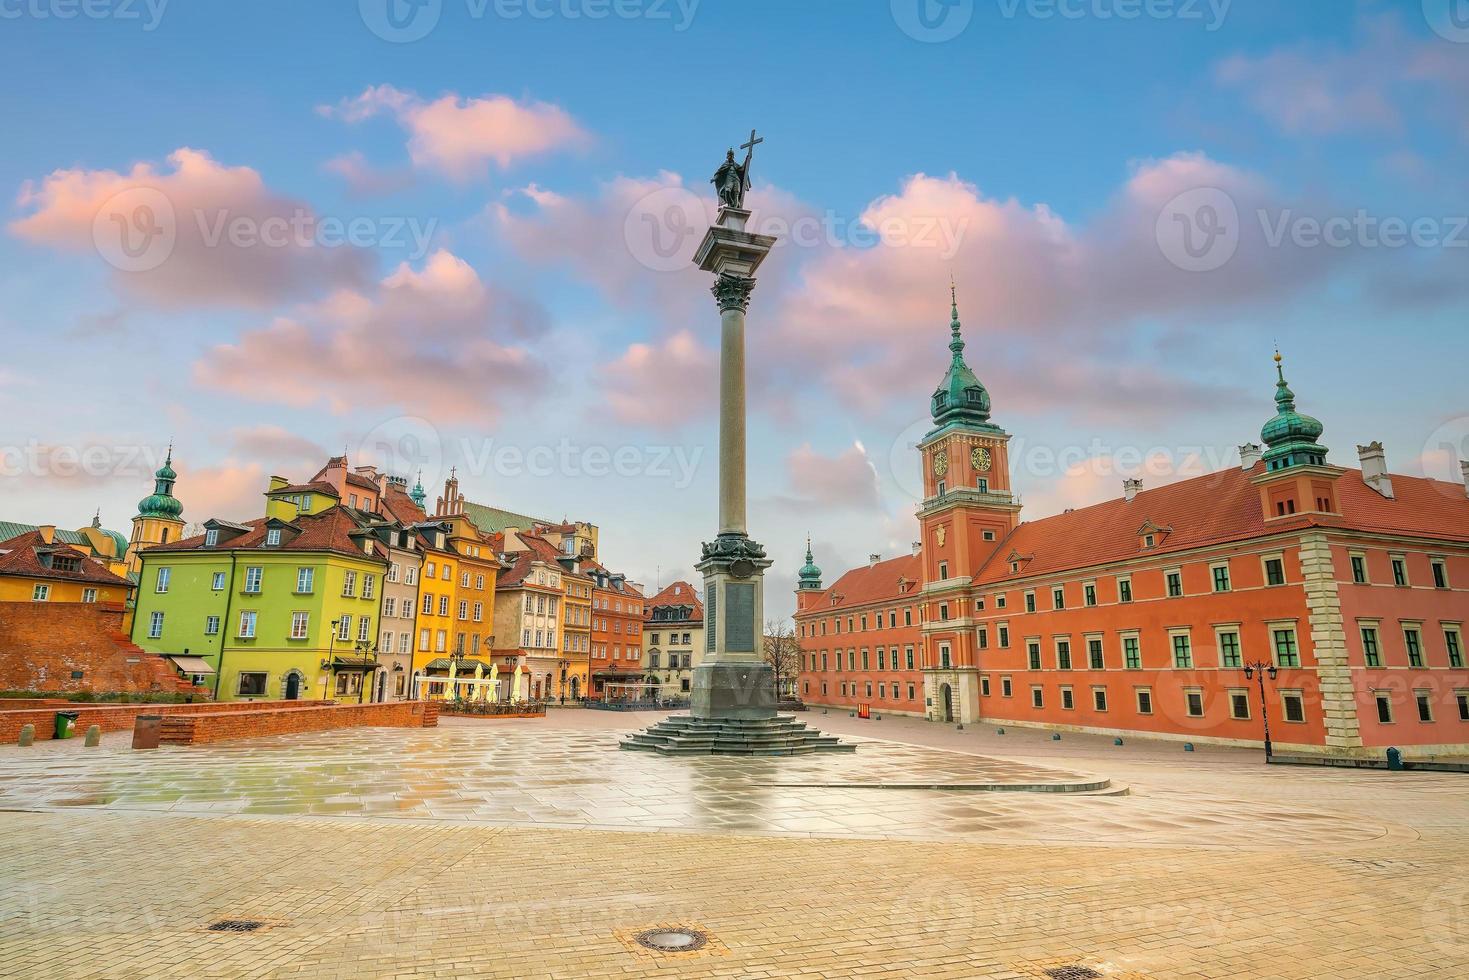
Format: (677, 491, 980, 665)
(1044, 968, 1102, 980)
(634, 927, 709, 952)
(207, 920, 266, 933)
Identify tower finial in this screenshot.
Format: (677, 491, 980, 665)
(92, 507, 101, 529)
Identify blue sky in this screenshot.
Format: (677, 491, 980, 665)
(2, 0, 1466, 616)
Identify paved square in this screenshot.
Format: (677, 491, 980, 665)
(0, 710, 1465, 978)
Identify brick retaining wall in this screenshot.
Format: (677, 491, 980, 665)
(158, 700, 440, 745)
(0, 699, 331, 743)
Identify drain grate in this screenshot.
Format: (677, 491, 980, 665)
(207, 920, 266, 933)
(1044, 968, 1103, 980)
(634, 927, 709, 953)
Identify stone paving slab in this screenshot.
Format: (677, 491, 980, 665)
(0, 727, 1389, 846)
(1, 714, 1463, 978)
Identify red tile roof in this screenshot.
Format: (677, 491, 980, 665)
(0, 530, 134, 588)
(142, 508, 384, 561)
(971, 464, 1469, 585)
(270, 481, 340, 498)
(381, 485, 427, 526)
(810, 554, 923, 612)
(644, 580, 705, 622)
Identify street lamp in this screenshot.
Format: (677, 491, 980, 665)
(557, 658, 569, 705)
(1242, 660, 1279, 761)
(326, 618, 341, 701)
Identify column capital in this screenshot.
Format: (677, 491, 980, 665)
(711, 272, 756, 313)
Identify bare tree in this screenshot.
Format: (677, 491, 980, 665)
(764, 617, 800, 701)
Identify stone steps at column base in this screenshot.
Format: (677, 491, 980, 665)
(619, 714, 855, 755)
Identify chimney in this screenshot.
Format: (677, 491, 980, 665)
(1239, 443, 1263, 470)
(1461, 459, 1469, 499)
(1123, 478, 1143, 503)
(1357, 442, 1394, 499)
(911, 541, 922, 556)
(869, 554, 882, 566)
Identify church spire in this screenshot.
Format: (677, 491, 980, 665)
(410, 470, 427, 509)
(797, 534, 823, 590)
(929, 280, 997, 434)
(1260, 349, 1328, 471)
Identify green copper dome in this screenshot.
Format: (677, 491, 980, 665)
(137, 446, 184, 519)
(930, 283, 997, 433)
(797, 536, 823, 590)
(410, 471, 427, 509)
(1260, 352, 1328, 471)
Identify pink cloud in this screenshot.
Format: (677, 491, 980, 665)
(322, 85, 588, 181)
(1215, 14, 1469, 138)
(10, 148, 371, 308)
(177, 461, 268, 523)
(321, 151, 413, 198)
(785, 442, 881, 510)
(598, 329, 716, 428)
(194, 250, 547, 424)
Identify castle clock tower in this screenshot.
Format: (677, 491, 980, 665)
(918, 285, 1021, 724)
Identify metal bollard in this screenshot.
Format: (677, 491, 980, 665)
(1051, 733, 1062, 741)
(18, 723, 35, 747)
(84, 725, 102, 747)
(1183, 742, 1195, 752)
(1113, 737, 1124, 746)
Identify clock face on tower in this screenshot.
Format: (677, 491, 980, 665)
(971, 446, 992, 472)
(932, 450, 949, 478)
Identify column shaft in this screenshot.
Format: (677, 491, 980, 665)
(718, 304, 747, 536)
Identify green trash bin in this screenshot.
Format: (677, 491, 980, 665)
(54, 711, 80, 740)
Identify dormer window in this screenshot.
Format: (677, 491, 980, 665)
(1144, 533, 1155, 549)
(205, 529, 219, 547)
(265, 529, 281, 547)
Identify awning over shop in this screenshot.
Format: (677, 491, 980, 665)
(166, 655, 215, 675)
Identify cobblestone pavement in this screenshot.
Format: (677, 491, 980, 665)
(1, 710, 1465, 979)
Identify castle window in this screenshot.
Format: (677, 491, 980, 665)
(1123, 635, 1141, 670)
(936, 480, 946, 496)
(1136, 688, 1153, 714)
(1432, 559, 1448, 590)
(1264, 557, 1286, 587)
(938, 561, 949, 581)
(1391, 556, 1407, 586)
(1361, 626, 1381, 667)
(1273, 627, 1301, 668)
(1117, 577, 1133, 603)
(976, 478, 989, 493)
(1027, 641, 1041, 671)
(1001, 676, 1012, 697)
(983, 530, 995, 541)
(1212, 564, 1231, 592)
(1350, 554, 1367, 584)
(1282, 691, 1306, 723)
(1165, 571, 1183, 597)
(1404, 627, 1424, 668)
(1060, 686, 1075, 710)
(1446, 628, 1463, 669)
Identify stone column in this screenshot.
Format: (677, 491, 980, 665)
(691, 208, 777, 720)
(714, 274, 752, 536)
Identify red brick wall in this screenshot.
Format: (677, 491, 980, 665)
(0, 601, 202, 695)
(159, 700, 440, 745)
(0, 699, 330, 743)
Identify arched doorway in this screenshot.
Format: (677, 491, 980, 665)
(569, 676, 580, 700)
(284, 672, 302, 701)
(939, 683, 953, 723)
(376, 672, 386, 703)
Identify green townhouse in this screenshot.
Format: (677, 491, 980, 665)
(131, 506, 388, 702)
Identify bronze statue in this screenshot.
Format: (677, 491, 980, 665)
(711, 129, 762, 210)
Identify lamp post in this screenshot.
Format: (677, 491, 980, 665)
(1242, 660, 1279, 761)
(557, 658, 569, 705)
(326, 618, 341, 701)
